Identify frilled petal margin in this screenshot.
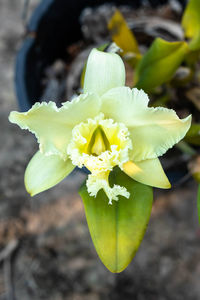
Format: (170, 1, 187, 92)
(83, 48, 125, 97)
(9, 93, 101, 159)
(123, 158, 170, 189)
(129, 109, 191, 162)
(101, 87, 192, 161)
(25, 151, 75, 196)
(86, 171, 130, 204)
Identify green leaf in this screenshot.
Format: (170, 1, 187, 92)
(134, 38, 189, 92)
(197, 185, 200, 224)
(182, 0, 200, 51)
(185, 123, 200, 146)
(194, 173, 200, 184)
(79, 167, 153, 273)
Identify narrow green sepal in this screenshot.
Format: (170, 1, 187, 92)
(79, 167, 153, 273)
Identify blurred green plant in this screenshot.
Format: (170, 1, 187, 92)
(108, 9, 141, 67)
(134, 38, 189, 91)
(182, 0, 200, 51)
(108, 0, 200, 218)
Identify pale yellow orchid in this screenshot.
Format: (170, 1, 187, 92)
(9, 49, 191, 204)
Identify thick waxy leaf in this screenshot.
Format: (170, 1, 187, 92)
(182, 0, 200, 50)
(79, 167, 153, 273)
(108, 9, 141, 66)
(134, 38, 189, 91)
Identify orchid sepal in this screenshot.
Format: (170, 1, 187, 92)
(25, 151, 75, 196)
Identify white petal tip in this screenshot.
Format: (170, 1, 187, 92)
(8, 111, 19, 123)
(84, 48, 125, 96)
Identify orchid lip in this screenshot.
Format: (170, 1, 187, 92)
(67, 113, 132, 203)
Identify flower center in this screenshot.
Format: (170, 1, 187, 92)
(67, 113, 132, 171)
(67, 113, 132, 203)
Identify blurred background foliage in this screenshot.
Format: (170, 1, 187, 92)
(107, 1, 200, 219)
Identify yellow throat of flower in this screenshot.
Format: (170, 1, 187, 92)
(88, 126, 110, 156)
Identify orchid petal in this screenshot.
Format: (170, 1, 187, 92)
(83, 48, 125, 96)
(101, 87, 149, 126)
(129, 109, 191, 161)
(25, 151, 75, 196)
(101, 87, 191, 161)
(123, 158, 171, 189)
(9, 93, 101, 159)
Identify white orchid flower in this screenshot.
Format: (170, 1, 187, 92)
(9, 49, 191, 204)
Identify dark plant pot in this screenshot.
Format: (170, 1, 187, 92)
(15, 0, 186, 111)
